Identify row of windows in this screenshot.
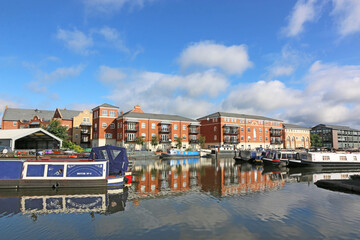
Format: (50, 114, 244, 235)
(214, 135, 269, 141)
(214, 126, 268, 133)
(102, 110, 116, 117)
(117, 133, 189, 140)
(117, 122, 188, 130)
(221, 118, 281, 126)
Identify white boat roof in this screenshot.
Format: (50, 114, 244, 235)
(0, 128, 62, 143)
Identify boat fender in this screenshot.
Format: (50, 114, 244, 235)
(52, 182, 59, 189)
(124, 177, 129, 183)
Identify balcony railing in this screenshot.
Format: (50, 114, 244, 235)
(190, 139, 199, 144)
(270, 140, 283, 144)
(125, 125, 139, 132)
(159, 128, 171, 133)
(81, 138, 90, 143)
(224, 138, 240, 144)
(81, 129, 90, 134)
(189, 129, 199, 134)
(224, 130, 238, 135)
(125, 138, 136, 143)
(159, 139, 171, 143)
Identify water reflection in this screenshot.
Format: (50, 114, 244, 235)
(0, 188, 128, 219)
(130, 158, 286, 198)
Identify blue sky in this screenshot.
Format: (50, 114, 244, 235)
(0, 0, 360, 127)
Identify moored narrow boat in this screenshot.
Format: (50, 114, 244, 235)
(288, 152, 360, 169)
(0, 145, 132, 189)
(161, 150, 199, 159)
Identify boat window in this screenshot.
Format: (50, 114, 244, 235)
(354, 156, 358, 161)
(281, 154, 287, 159)
(100, 150, 109, 160)
(323, 156, 330, 161)
(111, 150, 121, 159)
(340, 156, 347, 161)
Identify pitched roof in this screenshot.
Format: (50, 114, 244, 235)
(121, 111, 198, 122)
(57, 109, 82, 120)
(92, 103, 119, 110)
(0, 128, 62, 142)
(283, 123, 310, 130)
(2, 108, 54, 121)
(197, 112, 282, 122)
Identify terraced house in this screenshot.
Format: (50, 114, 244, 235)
(91, 104, 200, 151)
(1, 106, 93, 148)
(198, 112, 283, 150)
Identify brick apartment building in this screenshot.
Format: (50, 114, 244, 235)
(92, 104, 200, 151)
(2, 106, 92, 148)
(197, 112, 283, 150)
(283, 123, 311, 149)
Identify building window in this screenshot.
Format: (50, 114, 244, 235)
(102, 110, 108, 116)
(248, 136, 251, 141)
(183, 125, 186, 130)
(94, 123, 97, 131)
(120, 122, 123, 128)
(259, 128, 262, 133)
(241, 136, 244, 141)
(248, 127, 250, 133)
(105, 133, 113, 138)
(266, 137, 268, 141)
(241, 127, 244, 132)
(110, 111, 115, 117)
(174, 134, 178, 139)
(120, 133, 122, 139)
(214, 126, 217, 132)
(110, 123, 115, 129)
(117, 123, 119, 128)
(152, 123, 156, 129)
(214, 135, 217, 140)
(152, 133, 156, 137)
(127, 133, 135, 141)
(265, 128, 268, 133)
(13, 122, 17, 126)
(247, 120, 251, 123)
(75, 134, 78, 139)
(142, 133, 146, 138)
(183, 134, 186, 140)
(174, 124, 178, 130)
(142, 123, 146, 128)
(102, 123, 107, 128)
(260, 137, 262, 141)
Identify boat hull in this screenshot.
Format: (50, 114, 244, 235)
(288, 160, 360, 169)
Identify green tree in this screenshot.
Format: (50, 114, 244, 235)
(176, 136, 182, 149)
(151, 135, 159, 149)
(135, 136, 145, 149)
(311, 134, 322, 148)
(62, 140, 84, 153)
(44, 119, 69, 140)
(199, 135, 206, 149)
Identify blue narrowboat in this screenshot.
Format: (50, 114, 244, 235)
(0, 145, 131, 189)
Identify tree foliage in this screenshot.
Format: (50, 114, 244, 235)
(135, 136, 145, 146)
(310, 134, 322, 148)
(44, 119, 69, 140)
(176, 137, 182, 149)
(151, 135, 159, 148)
(62, 140, 84, 153)
(199, 135, 206, 149)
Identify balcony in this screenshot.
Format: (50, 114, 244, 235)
(190, 139, 199, 144)
(159, 128, 171, 133)
(223, 130, 238, 135)
(224, 138, 240, 144)
(159, 139, 171, 143)
(270, 139, 283, 144)
(125, 138, 136, 143)
(81, 138, 90, 143)
(189, 128, 199, 134)
(81, 129, 90, 134)
(125, 125, 139, 132)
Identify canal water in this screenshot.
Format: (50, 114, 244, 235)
(1, 158, 360, 240)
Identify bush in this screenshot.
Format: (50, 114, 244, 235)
(62, 140, 84, 153)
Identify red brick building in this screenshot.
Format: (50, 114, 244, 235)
(116, 105, 200, 151)
(2, 106, 92, 148)
(198, 112, 283, 150)
(91, 103, 119, 147)
(91, 104, 200, 151)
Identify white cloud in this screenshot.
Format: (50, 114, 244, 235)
(283, 0, 321, 37)
(99, 67, 227, 117)
(331, 0, 360, 36)
(268, 66, 295, 78)
(178, 41, 253, 75)
(27, 65, 85, 93)
(99, 66, 127, 83)
(223, 80, 302, 113)
(83, 0, 155, 15)
(56, 29, 94, 55)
